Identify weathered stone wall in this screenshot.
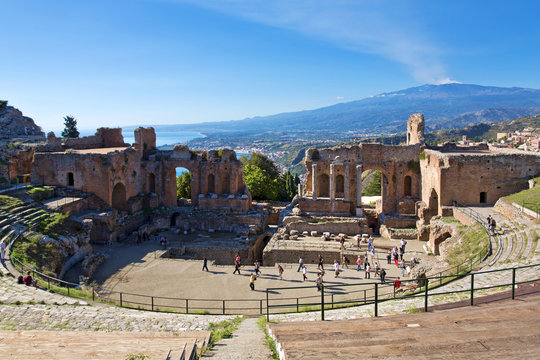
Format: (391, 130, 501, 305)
(64, 128, 127, 149)
(421, 148, 540, 212)
(303, 142, 422, 216)
(407, 113, 425, 145)
(282, 216, 370, 235)
(32, 127, 253, 214)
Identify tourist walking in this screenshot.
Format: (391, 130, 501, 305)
(297, 257, 304, 272)
(374, 262, 380, 277)
(365, 262, 371, 279)
(254, 261, 261, 277)
(400, 260, 406, 277)
(342, 255, 349, 269)
(356, 255, 362, 271)
(334, 260, 340, 278)
(394, 277, 402, 291)
(233, 261, 241, 275)
(380, 267, 386, 283)
(386, 250, 392, 265)
(316, 272, 323, 291)
(278, 264, 284, 280)
(318, 254, 324, 270)
(393, 250, 399, 267)
(399, 247, 404, 261)
(202, 257, 209, 271)
(250, 273, 256, 291)
(400, 238, 407, 254)
(302, 265, 308, 281)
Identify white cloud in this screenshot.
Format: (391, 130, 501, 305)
(336, 96, 344, 100)
(171, 0, 452, 84)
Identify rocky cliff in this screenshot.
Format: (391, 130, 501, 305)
(0, 102, 45, 141)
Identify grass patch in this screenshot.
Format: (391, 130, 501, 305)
(35, 212, 71, 239)
(0, 194, 23, 210)
(11, 232, 63, 275)
(406, 304, 421, 314)
(125, 354, 149, 360)
(208, 317, 243, 346)
(503, 180, 540, 213)
(257, 316, 280, 360)
(445, 223, 489, 268)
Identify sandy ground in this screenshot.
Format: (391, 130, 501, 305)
(90, 233, 425, 314)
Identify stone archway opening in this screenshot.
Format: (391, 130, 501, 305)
(404, 175, 412, 197)
(429, 188, 439, 215)
(207, 173, 215, 194)
(112, 182, 127, 211)
(317, 173, 330, 197)
(147, 173, 156, 193)
(67, 172, 74, 186)
(176, 167, 192, 204)
(335, 174, 345, 197)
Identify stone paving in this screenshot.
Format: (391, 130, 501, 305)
(0, 273, 235, 332)
(203, 318, 272, 360)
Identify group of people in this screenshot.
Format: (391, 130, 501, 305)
(202, 239, 410, 292)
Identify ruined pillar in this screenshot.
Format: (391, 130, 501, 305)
(298, 183, 302, 199)
(312, 163, 317, 200)
(214, 163, 220, 195)
(344, 164, 350, 201)
(356, 164, 363, 216)
(330, 163, 335, 201)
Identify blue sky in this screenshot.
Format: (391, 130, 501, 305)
(1, 0, 539, 132)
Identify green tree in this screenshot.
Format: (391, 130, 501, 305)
(176, 171, 192, 199)
(243, 164, 279, 200)
(363, 171, 382, 196)
(61, 115, 80, 138)
(240, 153, 279, 179)
(278, 170, 297, 201)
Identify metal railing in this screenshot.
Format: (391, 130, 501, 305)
(2, 204, 515, 316)
(265, 263, 540, 321)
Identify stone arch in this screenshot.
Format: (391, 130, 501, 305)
(311, 149, 320, 161)
(404, 175, 412, 197)
(147, 173, 156, 193)
(207, 174, 215, 193)
(336, 174, 345, 195)
(317, 173, 330, 197)
(429, 188, 439, 214)
(112, 182, 127, 211)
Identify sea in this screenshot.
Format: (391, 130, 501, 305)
(79, 128, 249, 177)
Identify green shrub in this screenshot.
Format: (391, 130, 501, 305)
(0, 100, 7, 108)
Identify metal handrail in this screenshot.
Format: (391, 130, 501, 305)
(265, 262, 540, 320)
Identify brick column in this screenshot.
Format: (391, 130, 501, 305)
(330, 163, 335, 201)
(312, 163, 317, 200)
(356, 164, 363, 216)
(344, 164, 350, 201)
(214, 163, 219, 194)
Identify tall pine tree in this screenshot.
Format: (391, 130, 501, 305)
(61, 115, 80, 138)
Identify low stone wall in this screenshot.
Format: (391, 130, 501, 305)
(452, 208, 476, 226)
(263, 245, 363, 267)
(298, 198, 352, 215)
(198, 196, 251, 212)
(283, 217, 370, 236)
(164, 246, 249, 266)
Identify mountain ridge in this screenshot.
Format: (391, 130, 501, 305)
(133, 83, 540, 138)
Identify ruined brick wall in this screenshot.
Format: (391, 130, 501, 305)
(407, 113, 425, 145)
(303, 142, 422, 216)
(64, 128, 127, 149)
(421, 148, 540, 211)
